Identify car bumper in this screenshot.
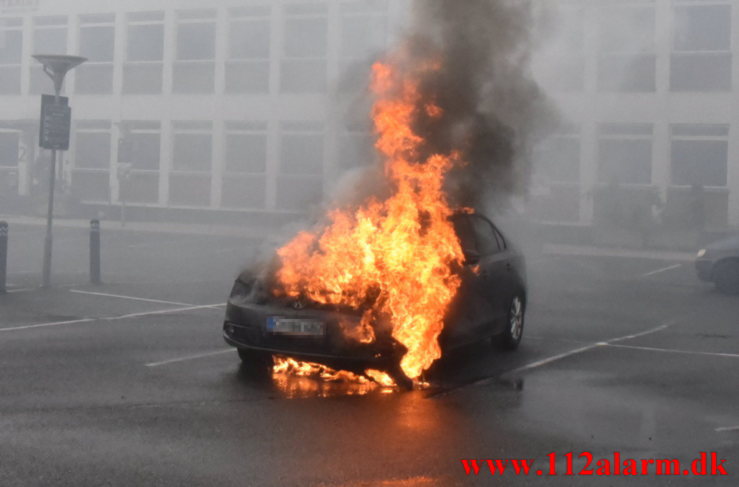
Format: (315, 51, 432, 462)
(695, 259, 714, 282)
(222, 300, 400, 370)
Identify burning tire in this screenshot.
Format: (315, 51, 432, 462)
(499, 295, 525, 350)
(714, 260, 739, 295)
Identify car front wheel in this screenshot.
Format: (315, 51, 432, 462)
(714, 260, 739, 295)
(500, 295, 525, 350)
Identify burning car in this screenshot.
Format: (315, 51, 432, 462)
(222, 58, 530, 387)
(222, 211, 526, 386)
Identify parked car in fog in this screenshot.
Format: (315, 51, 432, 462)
(696, 235, 739, 294)
(222, 212, 527, 383)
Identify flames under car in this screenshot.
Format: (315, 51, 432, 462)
(222, 212, 528, 383)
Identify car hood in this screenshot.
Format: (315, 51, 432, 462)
(706, 235, 739, 253)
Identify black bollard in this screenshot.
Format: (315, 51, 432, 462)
(90, 219, 101, 285)
(0, 221, 7, 294)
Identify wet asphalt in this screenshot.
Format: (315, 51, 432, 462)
(0, 223, 737, 486)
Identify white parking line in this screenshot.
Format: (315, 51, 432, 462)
(607, 322, 673, 343)
(70, 289, 198, 307)
(116, 303, 224, 319)
(0, 318, 96, 332)
(504, 322, 673, 376)
(6, 288, 35, 294)
(716, 425, 739, 432)
(0, 303, 225, 333)
(606, 343, 739, 359)
(640, 264, 683, 278)
(506, 343, 602, 375)
(145, 349, 234, 367)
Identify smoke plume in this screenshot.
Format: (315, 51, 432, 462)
(391, 0, 554, 209)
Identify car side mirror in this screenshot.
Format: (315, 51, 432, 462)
(464, 249, 480, 266)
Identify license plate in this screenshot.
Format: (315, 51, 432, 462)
(267, 317, 326, 336)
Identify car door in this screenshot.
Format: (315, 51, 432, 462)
(469, 215, 512, 334)
(441, 215, 496, 349)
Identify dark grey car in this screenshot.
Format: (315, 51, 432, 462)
(222, 212, 527, 381)
(696, 235, 739, 294)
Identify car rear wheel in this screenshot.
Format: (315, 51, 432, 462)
(499, 295, 525, 350)
(714, 260, 739, 295)
(237, 348, 273, 370)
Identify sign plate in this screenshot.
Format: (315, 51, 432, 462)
(39, 94, 71, 151)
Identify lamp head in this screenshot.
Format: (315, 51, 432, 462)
(32, 54, 87, 94)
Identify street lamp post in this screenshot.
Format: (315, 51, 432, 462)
(33, 54, 86, 288)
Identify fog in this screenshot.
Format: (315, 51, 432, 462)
(1, 0, 737, 267)
(2, 4, 739, 483)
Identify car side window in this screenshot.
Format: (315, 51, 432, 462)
(471, 216, 501, 256)
(492, 226, 507, 251)
(452, 215, 477, 254)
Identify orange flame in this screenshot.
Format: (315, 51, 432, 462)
(273, 356, 396, 389)
(274, 60, 464, 380)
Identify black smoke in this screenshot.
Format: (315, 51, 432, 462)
(400, 0, 555, 209)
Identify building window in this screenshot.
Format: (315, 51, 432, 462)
(534, 130, 581, 184)
(226, 6, 271, 94)
(117, 121, 160, 204)
(338, 1, 388, 92)
(221, 121, 268, 209)
(76, 14, 115, 95)
(170, 121, 212, 206)
(0, 18, 22, 94)
(173, 10, 216, 94)
(598, 123, 653, 185)
(530, 128, 581, 222)
(671, 124, 728, 187)
(75, 123, 111, 170)
(280, 3, 328, 93)
(338, 119, 375, 169)
(277, 121, 324, 210)
(71, 121, 111, 202)
(120, 122, 161, 171)
(598, 5, 656, 92)
(340, 1, 387, 59)
(538, 6, 585, 92)
(0, 131, 19, 167)
(124, 11, 164, 94)
(30, 16, 68, 94)
(671, 2, 732, 92)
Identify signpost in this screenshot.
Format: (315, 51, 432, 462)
(39, 94, 71, 151)
(33, 54, 86, 287)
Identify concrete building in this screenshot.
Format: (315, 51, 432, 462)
(530, 0, 739, 230)
(0, 0, 402, 219)
(1, 0, 737, 231)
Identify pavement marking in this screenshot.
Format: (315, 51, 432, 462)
(428, 322, 676, 396)
(6, 287, 36, 294)
(506, 343, 602, 375)
(606, 343, 739, 359)
(145, 349, 234, 367)
(0, 303, 225, 333)
(716, 426, 739, 432)
(606, 322, 673, 343)
(113, 303, 225, 319)
(70, 289, 199, 307)
(504, 322, 673, 376)
(640, 263, 683, 278)
(0, 318, 96, 332)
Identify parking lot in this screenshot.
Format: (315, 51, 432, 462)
(1, 221, 737, 486)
